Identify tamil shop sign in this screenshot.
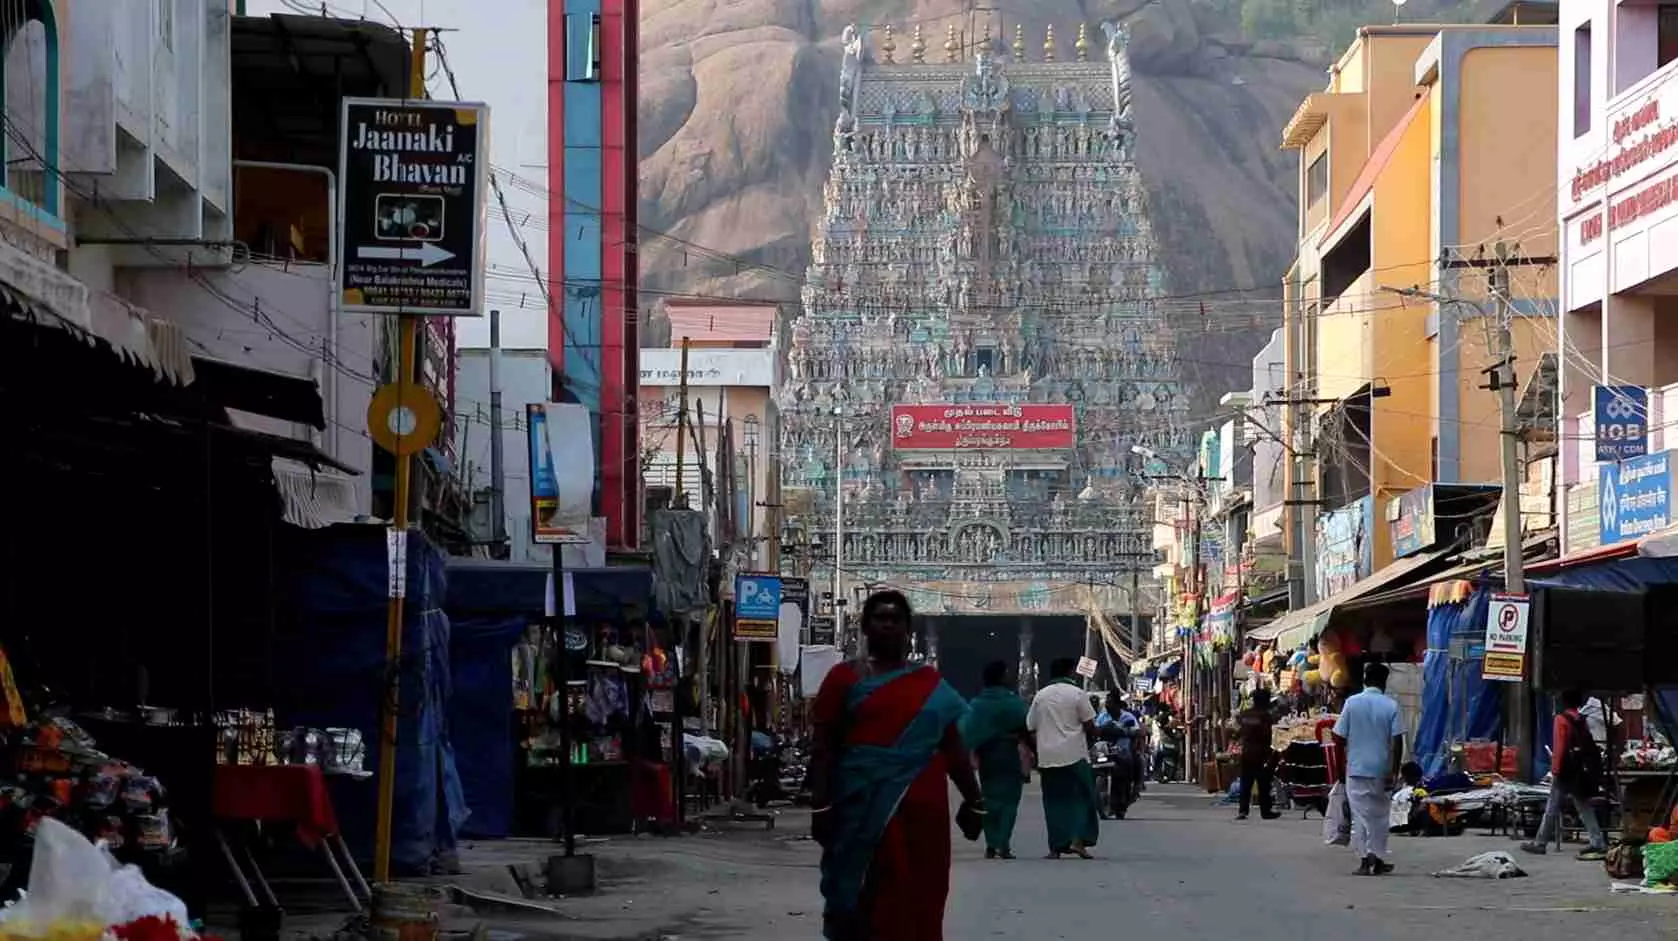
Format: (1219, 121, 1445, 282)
(889, 403, 1076, 450)
(1599, 450, 1673, 544)
(338, 98, 489, 316)
(1315, 497, 1371, 600)
(1569, 88, 1676, 207)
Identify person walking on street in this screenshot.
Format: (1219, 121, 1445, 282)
(809, 590, 984, 940)
(1027, 658, 1101, 859)
(1332, 662, 1405, 875)
(1236, 688, 1281, 821)
(962, 661, 1030, 860)
(1098, 693, 1142, 819)
(1522, 688, 1609, 861)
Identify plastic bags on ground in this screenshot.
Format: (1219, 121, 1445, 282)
(0, 819, 191, 939)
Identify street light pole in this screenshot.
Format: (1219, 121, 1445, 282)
(833, 406, 846, 648)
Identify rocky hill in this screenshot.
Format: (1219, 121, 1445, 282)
(637, 0, 1493, 400)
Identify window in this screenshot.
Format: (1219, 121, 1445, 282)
(1662, 5, 1678, 70)
(564, 13, 601, 82)
(1574, 23, 1592, 137)
(1306, 152, 1328, 208)
(975, 347, 996, 374)
(0, 0, 60, 220)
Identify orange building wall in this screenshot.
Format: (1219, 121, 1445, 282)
(1366, 92, 1436, 574)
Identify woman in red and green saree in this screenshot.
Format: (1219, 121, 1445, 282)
(810, 590, 983, 940)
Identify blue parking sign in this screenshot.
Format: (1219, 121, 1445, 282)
(1595, 385, 1648, 462)
(735, 573, 783, 641)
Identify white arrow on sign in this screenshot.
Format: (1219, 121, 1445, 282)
(357, 242, 456, 267)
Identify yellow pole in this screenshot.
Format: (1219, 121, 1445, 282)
(372, 25, 429, 886)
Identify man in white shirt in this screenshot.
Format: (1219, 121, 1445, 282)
(1332, 662, 1405, 876)
(1027, 658, 1101, 858)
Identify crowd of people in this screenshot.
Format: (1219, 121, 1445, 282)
(803, 589, 1624, 939)
(806, 590, 1161, 939)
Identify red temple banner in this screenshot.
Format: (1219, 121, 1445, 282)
(889, 403, 1076, 450)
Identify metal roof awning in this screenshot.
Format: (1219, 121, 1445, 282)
(190, 355, 327, 429)
(1245, 547, 1458, 648)
(232, 13, 413, 167)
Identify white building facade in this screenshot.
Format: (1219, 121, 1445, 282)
(1557, 0, 1678, 553)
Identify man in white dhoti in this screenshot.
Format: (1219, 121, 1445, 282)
(1333, 662, 1405, 875)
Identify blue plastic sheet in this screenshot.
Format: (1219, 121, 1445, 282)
(447, 615, 528, 838)
(441, 560, 657, 839)
(1415, 588, 1503, 777)
(276, 525, 464, 876)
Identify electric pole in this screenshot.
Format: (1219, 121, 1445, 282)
(1386, 239, 1557, 782)
(1487, 243, 1531, 781)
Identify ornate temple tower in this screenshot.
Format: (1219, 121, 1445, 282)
(778, 20, 1192, 619)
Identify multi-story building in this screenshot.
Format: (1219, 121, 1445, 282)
(1278, 13, 1559, 612)
(549, 0, 642, 550)
(777, 21, 1184, 680)
(639, 300, 780, 565)
(1557, 0, 1678, 554)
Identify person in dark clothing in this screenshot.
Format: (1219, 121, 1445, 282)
(1098, 693, 1141, 819)
(1236, 688, 1281, 821)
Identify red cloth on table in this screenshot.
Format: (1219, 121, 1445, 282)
(1315, 718, 1342, 785)
(631, 761, 675, 825)
(213, 765, 340, 847)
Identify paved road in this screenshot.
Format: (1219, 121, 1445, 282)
(476, 784, 1674, 939)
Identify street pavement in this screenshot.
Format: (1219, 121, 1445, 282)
(456, 784, 1675, 940)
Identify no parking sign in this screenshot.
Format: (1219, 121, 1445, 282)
(1481, 592, 1530, 683)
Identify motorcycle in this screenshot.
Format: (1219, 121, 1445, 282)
(1090, 741, 1118, 819)
(748, 734, 812, 808)
(1152, 738, 1182, 784)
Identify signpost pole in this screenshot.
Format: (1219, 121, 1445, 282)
(371, 27, 429, 887)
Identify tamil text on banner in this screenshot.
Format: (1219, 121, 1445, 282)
(734, 573, 782, 641)
(889, 403, 1075, 450)
(527, 402, 593, 545)
(1599, 449, 1674, 544)
(1481, 592, 1531, 683)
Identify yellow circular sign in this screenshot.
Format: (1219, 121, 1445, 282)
(367, 382, 442, 457)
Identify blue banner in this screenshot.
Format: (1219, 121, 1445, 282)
(1594, 385, 1648, 462)
(1599, 450, 1673, 544)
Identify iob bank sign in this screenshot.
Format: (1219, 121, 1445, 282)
(1594, 385, 1649, 462)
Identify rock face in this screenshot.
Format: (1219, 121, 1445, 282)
(638, 0, 1332, 400)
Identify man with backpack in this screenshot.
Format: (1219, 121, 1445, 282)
(1522, 688, 1608, 861)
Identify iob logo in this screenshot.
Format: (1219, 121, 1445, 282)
(1604, 396, 1642, 421)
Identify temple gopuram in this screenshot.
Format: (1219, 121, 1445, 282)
(777, 19, 1192, 640)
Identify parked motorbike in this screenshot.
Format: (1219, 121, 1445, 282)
(748, 735, 812, 808)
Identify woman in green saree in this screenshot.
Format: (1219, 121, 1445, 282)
(962, 661, 1030, 859)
